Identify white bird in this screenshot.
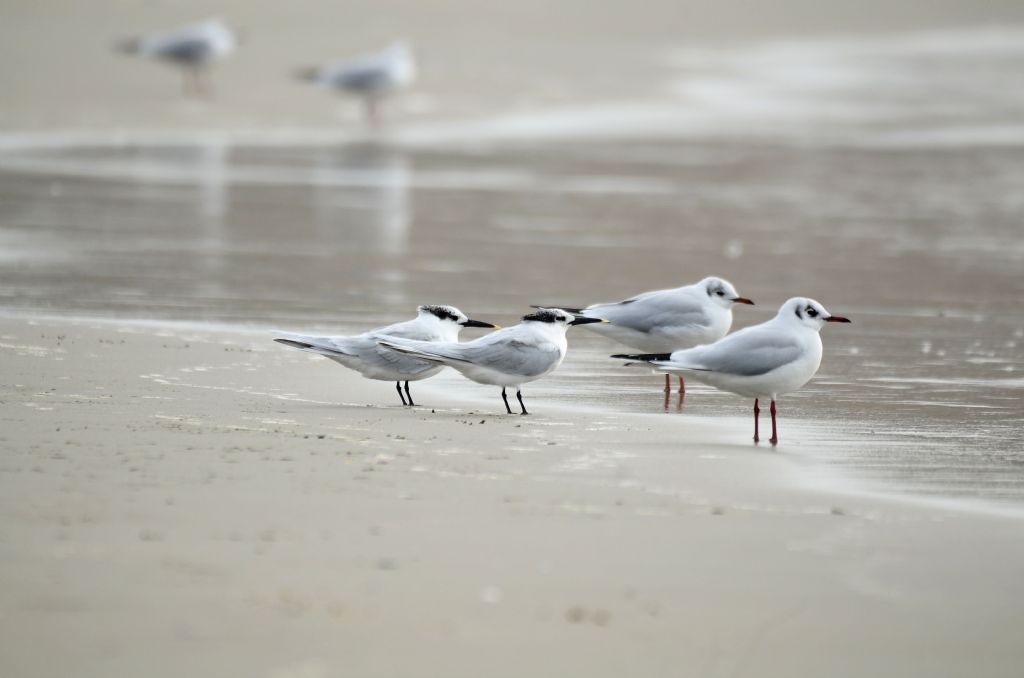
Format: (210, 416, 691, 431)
(273, 305, 496, 406)
(117, 18, 238, 98)
(612, 297, 850, 445)
(539, 276, 754, 395)
(298, 42, 416, 125)
(377, 309, 606, 414)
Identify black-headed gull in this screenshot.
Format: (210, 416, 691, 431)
(540, 276, 753, 395)
(297, 42, 416, 125)
(377, 309, 606, 414)
(117, 18, 238, 98)
(613, 297, 850, 445)
(274, 305, 496, 406)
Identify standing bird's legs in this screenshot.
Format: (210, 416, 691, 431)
(753, 398, 760, 443)
(769, 399, 778, 446)
(664, 375, 686, 410)
(501, 387, 513, 414)
(364, 97, 381, 126)
(403, 381, 415, 406)
(395, 381, 408, 406)
(516, 389, 529, 415)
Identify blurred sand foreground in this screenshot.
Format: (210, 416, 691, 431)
(2, 315, 1023, 678)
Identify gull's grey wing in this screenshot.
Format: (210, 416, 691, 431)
(153, 37, 211, 63)
(675, 328, 803, 376)
(327, 61, 391, 92)
(587, 291, 708, 334)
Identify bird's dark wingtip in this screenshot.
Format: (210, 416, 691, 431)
(274, 338, 314, 350)
(611, 352, 672, 361)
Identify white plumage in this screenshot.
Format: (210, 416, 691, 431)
(274, 305, 496, 406)
(377, 308, 606, 414)
(613, 297, 850, 444)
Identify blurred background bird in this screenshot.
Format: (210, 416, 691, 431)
(116, 18, 238, 98)
(296, 41, 416, 125)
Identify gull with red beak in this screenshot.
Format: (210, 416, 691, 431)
(536, 276, 754, 396)
(612, 297, 850, 445)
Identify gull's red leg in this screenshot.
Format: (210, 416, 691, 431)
(769, 399, 779, 446)
(678, 375, 685, 395)
(753, 398, 760, 443)
(664, 373, 671, 393)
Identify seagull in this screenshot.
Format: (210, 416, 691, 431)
(297, 42, 416, 125)
(273, 305, 497, 406)
(376, 309, 606, 414)
(537, 276, 753, 395)
(116, 18, 238, 98)
(612, 297, 850, 445)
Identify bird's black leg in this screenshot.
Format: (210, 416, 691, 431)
(516, 389, 529, 416)
(403, 381, 415, 406)
(395, 381, 408, 406)
(753, 399, 760, 443)
(501, 387, 513, 414)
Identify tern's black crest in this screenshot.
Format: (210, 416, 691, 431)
(521, 310, 566, 323)
(421, 305, 460, 322)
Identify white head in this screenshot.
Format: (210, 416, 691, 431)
(417, 305, 497, 335)
(698, 276, 754, 309)
(777, 297, 851, 331)
(199, 18, 238, 55)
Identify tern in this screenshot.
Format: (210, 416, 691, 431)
(117, 18, 238, 98)
(612, 297, 850, 445)
(377, 309, 606, 414)
(539, 276, 753, 394)
(297, 42, 416, 125)
(274, 305, 496, 406)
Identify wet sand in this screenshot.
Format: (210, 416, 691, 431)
(3, 314, 1024, 678)
(2, 137, 1022, 501)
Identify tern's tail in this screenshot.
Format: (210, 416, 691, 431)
(376, 337, 464, 365)
(273, 332, 353, 358)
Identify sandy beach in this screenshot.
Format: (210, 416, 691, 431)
(2, 314, 1024, 677)
(3, 0, 1024, 675)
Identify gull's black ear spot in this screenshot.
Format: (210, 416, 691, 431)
(795, 306, 803, 320)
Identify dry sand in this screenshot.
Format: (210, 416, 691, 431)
(2, 313, 1023, 678)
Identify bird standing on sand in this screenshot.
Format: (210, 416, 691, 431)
(612, 297, 849, 445)
(539, 276, 753, 396)
(297, 42, 416, 125)
(116, 18, 238, 98)
(274, 305, 496, 406)
(377, 309, 606, 414)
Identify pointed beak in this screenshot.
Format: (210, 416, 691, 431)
(462, 319, 499, 329)
(731, 296, 755, 305)
(825, 315, 851, 323)
(570, 317, 608, 326)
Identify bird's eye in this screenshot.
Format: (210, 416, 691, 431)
(806, 307, 818, 317)
(716, 290, 725, 296)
